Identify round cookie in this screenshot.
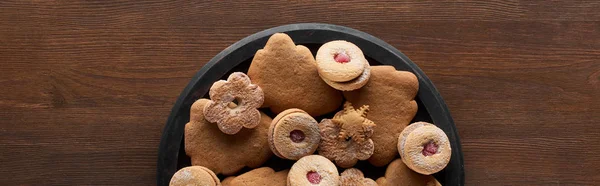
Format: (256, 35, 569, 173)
(375, 159, 440, 186)
(247, 33, 342, 117)
(288, 155, 340, 186)
(321, 62, 371, 91)
(399, 122, 451, 175)
(170, 166, 221, 186)
(316, 40, 367, 82)
(343, 65, 419, 167)
(340, 168, 377, 186)
(397, 122, 430, 159)
(204, 72, 264, 135)
(185, 99, 273, 176)
(268, 109, 320, 160)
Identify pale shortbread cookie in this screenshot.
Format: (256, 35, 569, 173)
(288, 155, 340, 186)
(399, 122, 451, 175)
(170, 166, 221, 186)
(316, 40, 366, 82)
(321, 62, 371, 91)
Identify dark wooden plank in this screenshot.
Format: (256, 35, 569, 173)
(0, 0, 599, 185)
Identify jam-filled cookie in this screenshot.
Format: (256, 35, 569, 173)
(316, 40, 371, 91)
(398, 122, 451, 175)
(269, 109, 321, 160)
(248, 33, 342, 116)
(288, 155, 340, 186)
(343, 65, 419, 167)
(185, 99, 273, 176)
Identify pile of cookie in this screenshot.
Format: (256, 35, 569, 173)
(171, 33, 452, 186)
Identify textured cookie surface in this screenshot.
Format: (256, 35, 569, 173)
(247, 33, 342, 116)
(402, 124, 452, 175)
(340, 168, 377, 186)
(223, 167, 288, 186)
(321, 62, 371, 91)
(343, 65, 419, 166)
(185, 99, 273, 175)
(288, 155, 340, 186)
(375, 159, 440, 186)
(269, 109, 320, 160)
(316, 40, 367, 82)
(170, 166, 220, 186)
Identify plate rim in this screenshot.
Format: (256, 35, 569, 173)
(156, 23, 464, 186)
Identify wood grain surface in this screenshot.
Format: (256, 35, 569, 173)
(1, 1, 599, 185)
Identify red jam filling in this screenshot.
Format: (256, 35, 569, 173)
(290, 130, 305, 143)
(306, 171, 321, 184)
(422, 141, 438, 156)
(334, 52, 350, 63)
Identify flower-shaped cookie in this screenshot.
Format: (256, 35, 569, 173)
(340, 168, 377, 186)
(204, 72, 264, 135)
(318, 102, 376, 168)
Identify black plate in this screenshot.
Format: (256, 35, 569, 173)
(157, 23, 464, 186)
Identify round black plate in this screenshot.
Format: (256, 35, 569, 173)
(157, 23, 464, 186)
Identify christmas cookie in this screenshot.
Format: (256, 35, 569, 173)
(247, 33, 342, 116)
(398, 122, 451, 175)
(340, 168, 377, 186)
(288, 155, 340, 186)
(268, 109, 320, 160)
(316, 40, 371, 91)
(318, 102, 375, 168)
(185, 99, 272, 175)
(204, 72, 264, 135)
(343, 65, 419, 166)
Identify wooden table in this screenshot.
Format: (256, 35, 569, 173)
(1, 1, 598, 185)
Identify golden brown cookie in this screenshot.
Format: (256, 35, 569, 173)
(170, 166, 221, 186)
(224, 167, 289, 186)
(343, 65, 419, 166)
(204, 72, 264, 134)
(375, 159, 440, 186)
(316, 40, 367, 82)
(288, 155, 340, 186)
(221, 176, 235, 186)
(185, 99, 273, 175)
(269, 109, 321, 160)
(318, 102, 375, 168)
(399, 122, 451, 175)
(247, 33, 342, 116)
(340, 168, 377, 186)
